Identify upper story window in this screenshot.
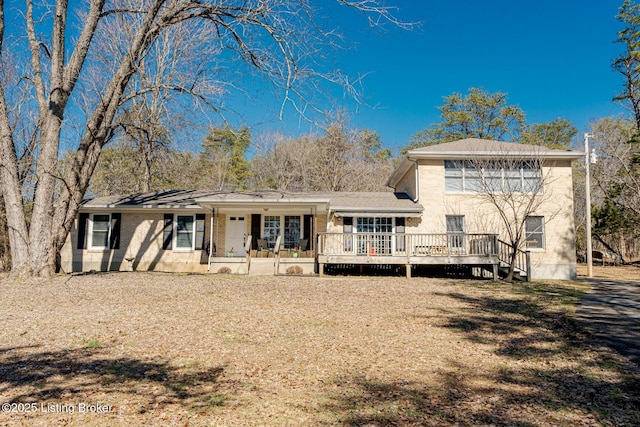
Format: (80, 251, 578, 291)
(445, 160, 541, 193)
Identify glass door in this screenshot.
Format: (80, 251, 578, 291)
(356, 217, 392, 255)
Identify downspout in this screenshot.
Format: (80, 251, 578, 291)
(412, 158, 419, 203)
(207, 208, 215, 271)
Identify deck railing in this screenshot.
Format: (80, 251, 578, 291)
(497, 239, 530, 279)
(318, 233, 498, 258)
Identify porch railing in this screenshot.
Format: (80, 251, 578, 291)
(318, 233, 498, 258)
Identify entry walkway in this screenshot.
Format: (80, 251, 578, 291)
(576, 278, 640, 367)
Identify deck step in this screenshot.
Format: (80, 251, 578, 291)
(498, 265, 528, 282)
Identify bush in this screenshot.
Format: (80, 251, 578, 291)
(286, 265, 303, 275)
(217, 267, 232, 274)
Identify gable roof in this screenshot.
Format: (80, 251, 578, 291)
(81, 190, 331, 210)
(387, 138, 583, 188)
(80, 189, 423, 216)
(407, 138, 582, 158)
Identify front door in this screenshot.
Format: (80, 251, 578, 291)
(226, 216, 246, 256)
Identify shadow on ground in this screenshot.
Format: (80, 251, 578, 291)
(324, 281, 640, 426)
(0, 345, 227, 412)
(576, 278, 640, 366)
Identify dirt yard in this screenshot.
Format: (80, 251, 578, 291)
(1, 272, 638, 426)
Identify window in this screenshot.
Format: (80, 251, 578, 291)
(486, 162, 505, 192)
(444, 160, 542, 193)
(356, 217, 392, 233)
(444, 160, 463, 192)
(446, 215, 465, 249)
(262, 215, 302, 249)
(263, 215, 281, 248)
(90, 214, 111, 249)
(522, 162, 542, 192)
(503, 166, 522, 192)
(464, 162, 483, 193)
(175, 215, 195, 250)
(525, 216, 545, 249)
(284, 216, 301, 249)
(355, 217, 393, 255)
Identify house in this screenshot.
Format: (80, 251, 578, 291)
(61, 138, 583, 280)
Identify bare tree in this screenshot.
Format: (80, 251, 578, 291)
(0, 0, 404, 277)
(589, 117, 640, 262)
(249, 121, 393, 192)
(460, 148, 563, 281)
(249, 132, 317, 191)
(107, 15, 222, 191)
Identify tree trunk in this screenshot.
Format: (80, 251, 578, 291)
(26, 117, 64, 277)
(504, 250, 516, 282)
(142, 142, 152, 192)
(0, 85, 31, 275)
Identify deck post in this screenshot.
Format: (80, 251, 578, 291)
(274, 235, 282, 275)
(207, 209, 215, 271)
(319, 263, 325, 277)
(492, 263, 499, 281)
(244, 235, 252, 275)
(406, 264, 412, 278)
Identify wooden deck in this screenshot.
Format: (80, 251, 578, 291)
(317, 233, 501, 278)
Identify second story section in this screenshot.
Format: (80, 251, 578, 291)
(387, 139, 582, 207)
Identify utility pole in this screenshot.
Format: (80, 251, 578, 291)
(584, 133, 594, 278)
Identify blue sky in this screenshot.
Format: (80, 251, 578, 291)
(227, 0, 627, 153)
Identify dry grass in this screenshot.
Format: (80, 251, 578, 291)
(0, 272, 638, 426)
(576, 263, 640, 282)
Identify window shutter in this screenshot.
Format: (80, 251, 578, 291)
(163, 214, 173, 250)
(195, 213, 206, 250)
(342, 217, 353, 252)
(77, 213, 89, 249)
(109, 213, 121, 249)
(343, 217, 353, 233)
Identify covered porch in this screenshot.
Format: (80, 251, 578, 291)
(195, 192, 330, 275)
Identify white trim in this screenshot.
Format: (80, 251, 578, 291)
(88, 213, 111, 250)
(173, 214, 196, 251)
